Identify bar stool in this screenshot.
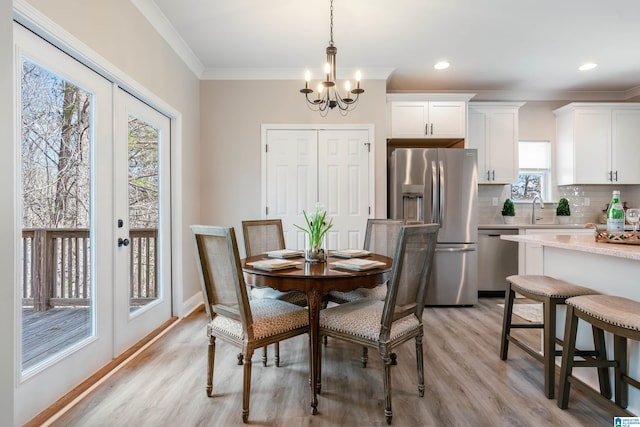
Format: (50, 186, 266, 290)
(558, 294, 640, 413)
(500, 275, 601, 399)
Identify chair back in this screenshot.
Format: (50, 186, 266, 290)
(363, 219, 405, 258)
(242, 219, 285, 257)
(191, 225, 253, 336)
(380, 224, 439, 341)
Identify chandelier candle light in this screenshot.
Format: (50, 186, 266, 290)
(300, 0, 364, 114)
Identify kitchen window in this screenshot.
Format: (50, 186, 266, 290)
(511, 140, 551, 202)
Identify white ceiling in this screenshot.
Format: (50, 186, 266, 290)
(135, 0, 640, 99)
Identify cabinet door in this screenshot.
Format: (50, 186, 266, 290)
(573, 109, 610, 184)
(466, 109, 489, 183)
(612, 109, 640, 184)
(487, 110, 519, 184)
(390, 102, 428, 138)
(467, 107, 518, 184)
(428, 101, 466, 138)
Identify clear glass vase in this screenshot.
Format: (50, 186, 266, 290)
(304, 245, 327, 263)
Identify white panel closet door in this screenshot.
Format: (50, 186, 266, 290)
(264, 128, 371, 252)
(265, 129, 318, 250)
(318, 130, 370, 250)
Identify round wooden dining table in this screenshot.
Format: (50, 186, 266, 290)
(241, 253, 392, 415)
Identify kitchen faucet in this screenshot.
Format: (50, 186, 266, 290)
(532, 195, 545, 224)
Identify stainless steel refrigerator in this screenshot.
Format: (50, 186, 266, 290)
(389, 148, 478, 305)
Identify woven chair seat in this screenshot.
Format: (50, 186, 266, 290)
(251, 287, 307, 306)
(566, 295, 640, 332)
(328, 283, 387, 303)
(320, 298, 419, 342)
(507, 275, 599, 298)
(210, 298, 309, 340)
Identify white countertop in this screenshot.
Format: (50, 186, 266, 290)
(501, 233, 640, 261)
(478, 223, 588, 230)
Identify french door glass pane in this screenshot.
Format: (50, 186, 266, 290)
(20, 59, 93, 371)
(128, 116, 159, 312)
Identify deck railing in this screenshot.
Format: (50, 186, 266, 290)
(21, 228, 158, 311)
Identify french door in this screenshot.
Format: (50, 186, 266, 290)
(113, 89, 172, 355)
(263, 127, 373, 251)
(15, 23, 172, 421)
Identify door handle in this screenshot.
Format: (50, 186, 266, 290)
(118, 238, 130, 247)
(438, 160, 445, 225)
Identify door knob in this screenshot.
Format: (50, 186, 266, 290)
(118, 238, 130, 247)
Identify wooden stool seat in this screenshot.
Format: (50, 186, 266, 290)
(500, 275, 601, 399)
(558, 295, 640, 413)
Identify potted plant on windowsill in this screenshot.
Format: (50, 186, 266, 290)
(502, 199, 516, 224)
(556, 197, 571, 224)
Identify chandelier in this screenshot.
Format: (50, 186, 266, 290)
(300, 0, 364, 114)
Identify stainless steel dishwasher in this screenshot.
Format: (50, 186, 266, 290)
(478, 229, 519, 296)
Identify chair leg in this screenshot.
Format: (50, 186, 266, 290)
(543, 299, 556, 399)
(499, 285, 515, 360)
(242, 349, 254, 423)
(262, 346, 268, 367)
(416, 334, 425, 397)
(592, 325, 612, 399)
(207, 336, 215, 397)
(382, 352, 393, 425)
(614, 334, 628, 408)
(275, 341, 280, 367)
(558, 305, 579, 409)
(361, 347, 368, 368)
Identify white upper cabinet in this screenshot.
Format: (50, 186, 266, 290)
(387, 94, 474, 139)
(555, 103, 640, 185)
(467, 102, 524, 184)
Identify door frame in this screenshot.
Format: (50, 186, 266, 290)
(260, 123, 376, 220)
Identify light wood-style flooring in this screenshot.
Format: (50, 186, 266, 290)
(50, 298, 619, 426)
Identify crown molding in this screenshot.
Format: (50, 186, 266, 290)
(131, 0, 204, 79)
(200, 67, 394, 81)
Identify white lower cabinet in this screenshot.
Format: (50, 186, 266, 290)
(518, 228, 594, 275)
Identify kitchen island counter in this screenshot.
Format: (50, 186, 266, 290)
(501, 232, 640, 414)
(501, 233, 640, 261)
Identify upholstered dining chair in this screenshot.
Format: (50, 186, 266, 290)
(319, 223, 439, 425)
(328, 219, 405, 304)
(191, 225, 309, 423)
(242, 219, 307, 366)
(326, 219, 405, 366)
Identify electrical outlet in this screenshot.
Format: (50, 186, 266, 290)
(492, 197, 499, 206)
(584, 197, 590, 206)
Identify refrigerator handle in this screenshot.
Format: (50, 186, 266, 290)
(431, 161, 438, 222)
(435, 247, 475, 253)
(438, 160, 445, 225)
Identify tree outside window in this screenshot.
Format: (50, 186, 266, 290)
(511, 141, 551, 201)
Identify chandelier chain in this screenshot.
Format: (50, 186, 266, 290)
(329, 0, 334, 46)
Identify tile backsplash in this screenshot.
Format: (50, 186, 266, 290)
(478, 184, 640, 225)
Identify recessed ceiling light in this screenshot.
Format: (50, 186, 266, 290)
(434, 61, 450, 70)
(578, 62, 598, 71)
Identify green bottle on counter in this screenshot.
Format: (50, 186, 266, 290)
(606, 190, 625, 233)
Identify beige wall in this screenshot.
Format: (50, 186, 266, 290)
(1, 0, 15, 422)
(200, 79, 388, 251)
(24, 0, 202, 313)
